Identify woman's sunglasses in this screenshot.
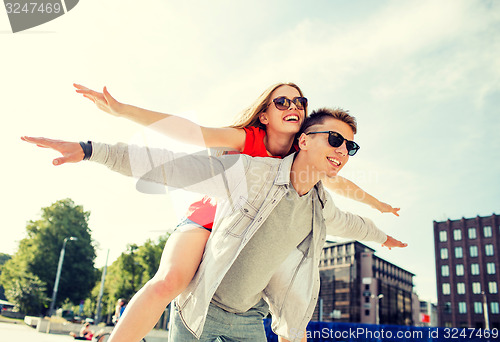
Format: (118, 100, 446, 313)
(270, 96, 308, 111)
(305, 131, 360, 156)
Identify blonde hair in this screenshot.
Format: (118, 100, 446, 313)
(230, 82, 307, 129)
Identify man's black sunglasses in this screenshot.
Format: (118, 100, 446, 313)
(305, 131, 360, 156)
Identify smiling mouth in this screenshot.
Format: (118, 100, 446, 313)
(283, 114, 300, 122)
(327, 157, 341, 167)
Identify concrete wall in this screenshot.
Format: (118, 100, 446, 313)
(1, 311, 25, 319)
(23, 315, 169, 340)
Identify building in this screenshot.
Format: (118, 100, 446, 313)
(434, 214, 500, 329)
(312, 240, 415, 325)
(418, 300, 438, 327)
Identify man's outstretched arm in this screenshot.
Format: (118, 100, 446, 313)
(21, 136, 247, 200)
(322, 193, 407, 248)
(382, 235, 407, 249)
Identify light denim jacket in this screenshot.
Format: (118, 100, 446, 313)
(90, 142, 387, 342)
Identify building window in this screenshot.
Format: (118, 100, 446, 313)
(489, 282, 498, 294)
(365, 296, 370, 303)
(485, 244, 494, 256)
(443, 283, 451, 295)
(491, 302, 500, 314)
(472, 282, 481, 294)
(470, 245, 478, 257)
(454, 229, 462, 240)
(471, 264, 480, 276)
(455, 247, 463, 258)
(456, 264, 464, 276)
(487, 263, 496, 274)
(339, 246, 345, 256)
(441, 248, 448, 259)
(365, 309, 370, 316)
(441, 265, 449, 277)
(444, 302, 451, 313)
(468, 227, 477, 239)
(474, 302, 483, 314)
(457, 283, 466, 295)
(439, 230, 447, 242)
(484, 225, 492, 238)
(458, 302, 467, 314)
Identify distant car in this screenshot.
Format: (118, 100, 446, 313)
(0, 299, 15, 312)
(57, 308, 75, 321)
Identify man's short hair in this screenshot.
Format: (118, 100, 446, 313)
(300, 108, 357, 135)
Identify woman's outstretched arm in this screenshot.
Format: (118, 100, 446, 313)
(73, 84, 246, 150)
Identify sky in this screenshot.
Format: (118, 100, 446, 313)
(1, 0, 499, 304)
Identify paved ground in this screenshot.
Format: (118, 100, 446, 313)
(1, 321, 73, 342)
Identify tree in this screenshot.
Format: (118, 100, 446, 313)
(91, 234, 169, 321)
(0, 253, 12, 300)
(137, 235, 168, 280)
(5, 270, 48, 315)
(114, 244, 145, 300)
(0, 199, 98, 314)
(0, 253, 10, 265)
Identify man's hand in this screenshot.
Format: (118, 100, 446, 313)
(73, 83, 124, 117)
(373, 201, 400, 217)
(382, 235, 407, 250)
(21, 136, 84, 166)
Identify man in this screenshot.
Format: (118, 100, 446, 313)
(22, 108, 406, 341)
(113, 298, 127, 325)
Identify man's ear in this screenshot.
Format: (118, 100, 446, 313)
(259, 112, 269, 126)
(298, 133, 308, 150)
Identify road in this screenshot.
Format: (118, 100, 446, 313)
(1, 321, 73, 342)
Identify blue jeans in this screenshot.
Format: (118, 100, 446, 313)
(176, 217, 212, 231)
(169, 300, 268, 341)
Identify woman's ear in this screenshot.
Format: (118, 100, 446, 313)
(259, 112, 269, 126)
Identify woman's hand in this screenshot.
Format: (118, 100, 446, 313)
(21, 136, 84, 166)
(73, 83, 125, 117)
(373, 201, 400, 217)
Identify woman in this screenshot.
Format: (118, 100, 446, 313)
(69, 322, 94, 341)
(73, 82, 399, 342)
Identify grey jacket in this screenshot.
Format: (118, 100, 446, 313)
(90, 142, 387, 342)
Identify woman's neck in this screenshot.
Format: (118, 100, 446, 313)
(263, 129, 296, 157)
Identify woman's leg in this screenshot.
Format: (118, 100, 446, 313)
(108, 223, 211, 342)
(279, 334, 307, 342)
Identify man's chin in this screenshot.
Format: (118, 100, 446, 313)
(323, 169, 339, 178)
